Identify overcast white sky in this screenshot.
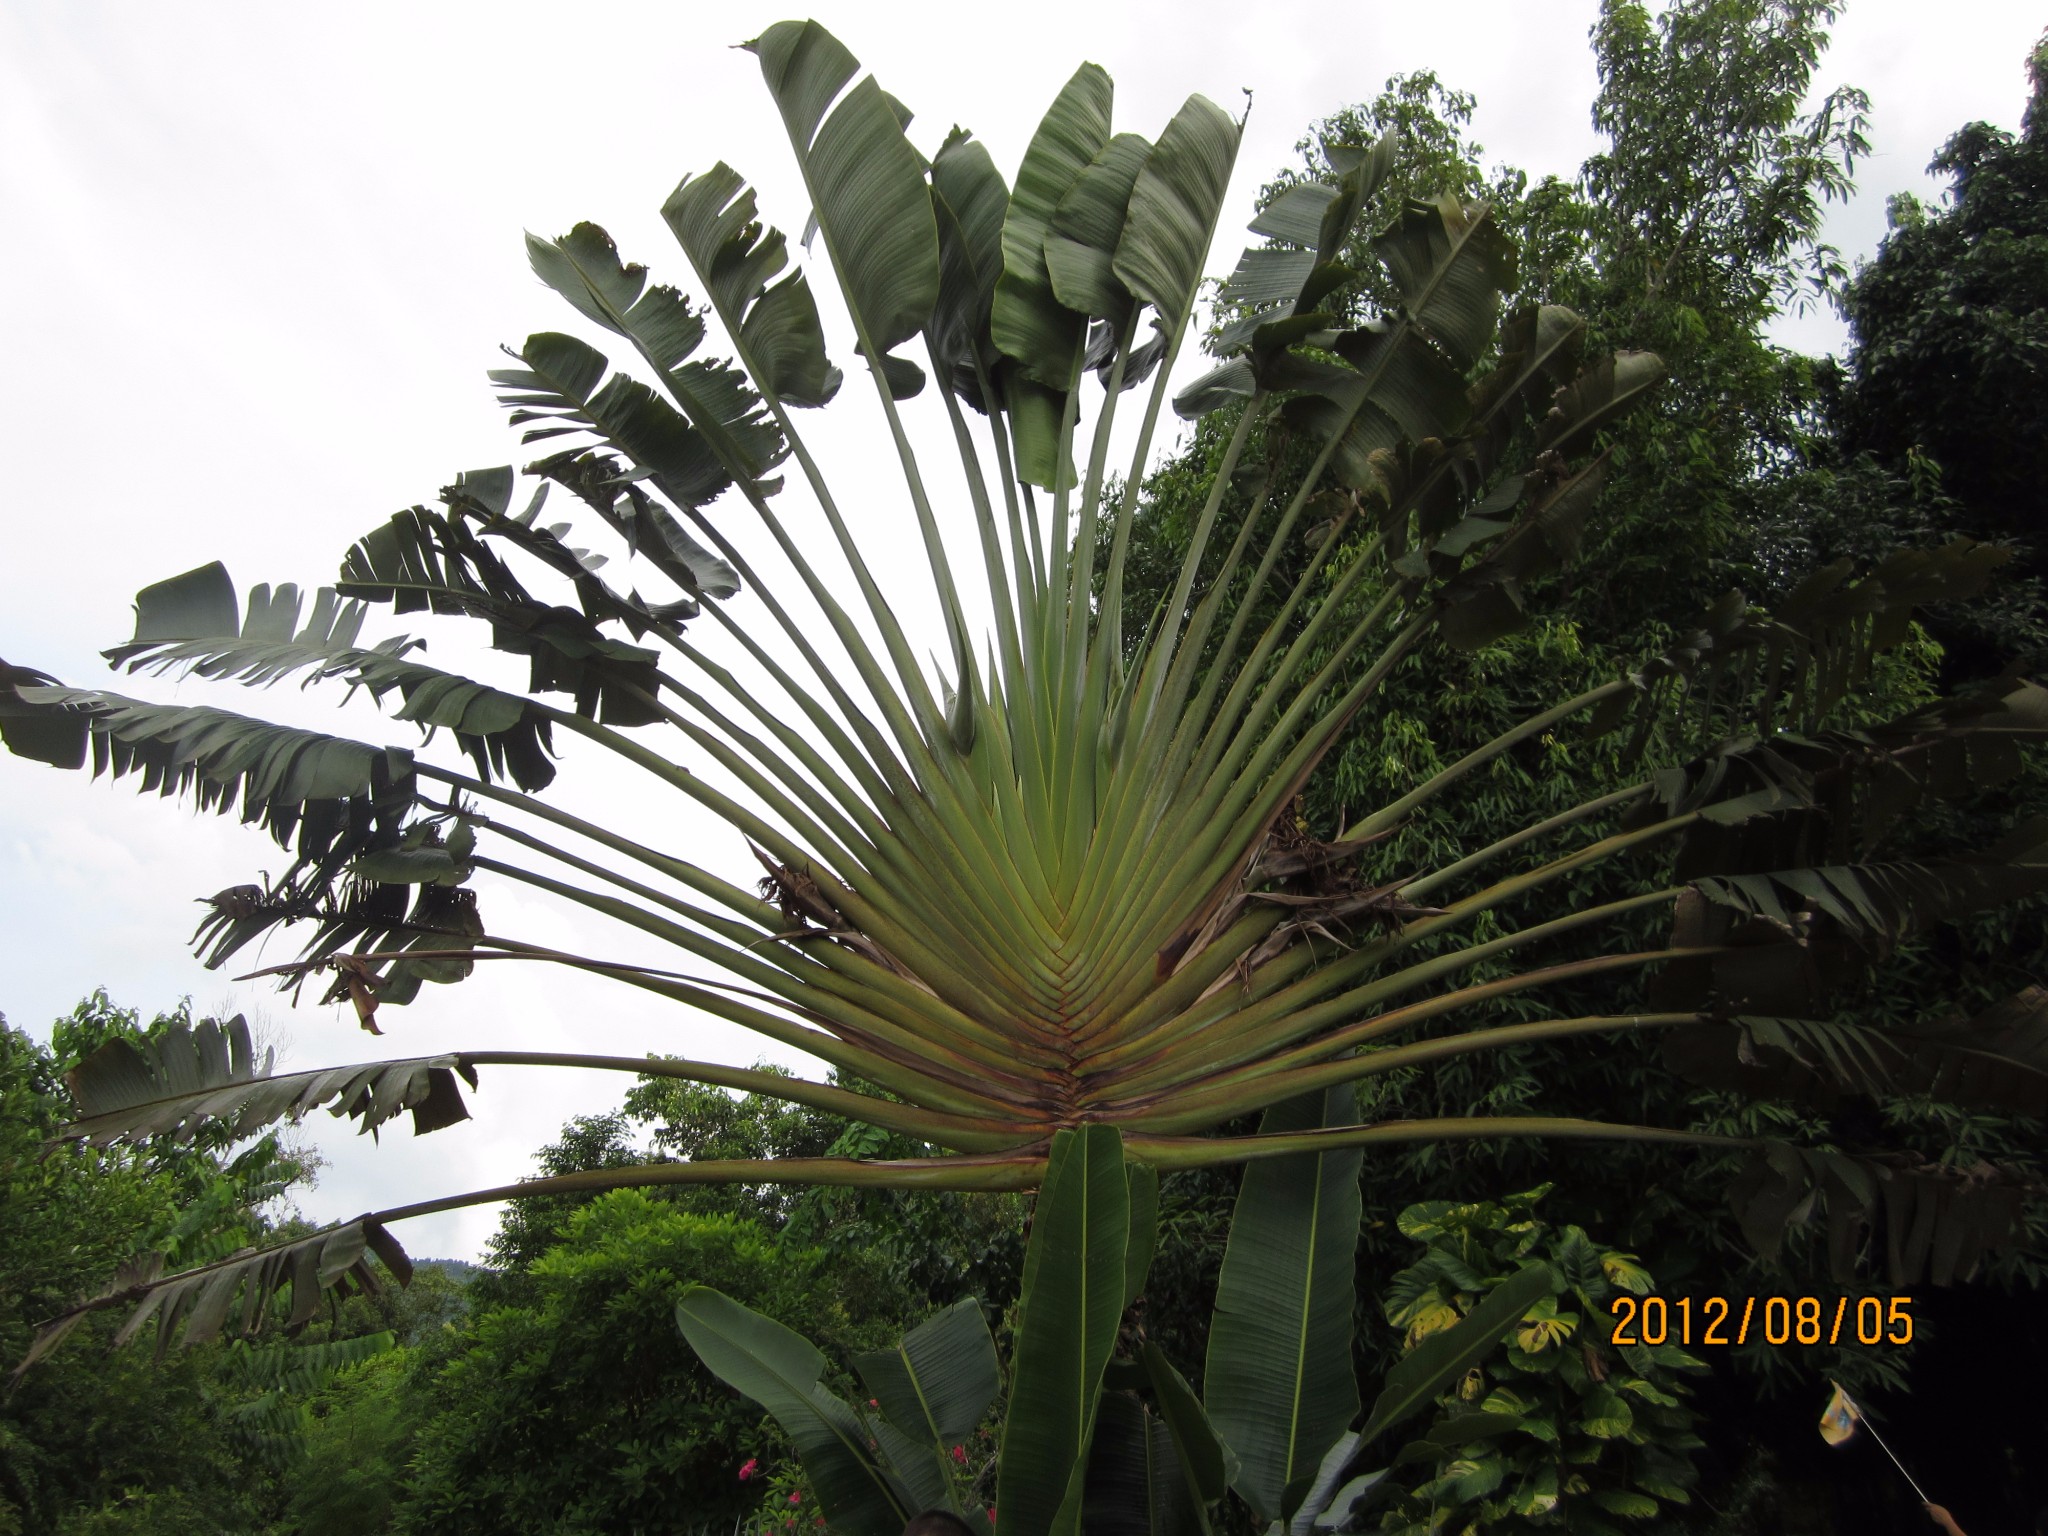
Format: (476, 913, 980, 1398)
(2, 1, 2041, 1261)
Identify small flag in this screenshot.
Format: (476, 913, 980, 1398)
(1819, 1381, 1861, 1446)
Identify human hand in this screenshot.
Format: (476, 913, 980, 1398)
(1926, 1503, 1966, 1536)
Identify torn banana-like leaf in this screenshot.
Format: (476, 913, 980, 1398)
(58, 1013, 477, 1148)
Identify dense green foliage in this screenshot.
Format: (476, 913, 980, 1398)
(407, 1074, 1028, 1532)
(2, 998, 278, 1534)
(0, 996, 397, 1535)
(404, 1192, 887, 1533)
(1116, 0, 1874, 1351)
(0, 1010, 1012, 1533)
(1375, 1188, 1703, 1529)
(322, 1075, 1018, 1534)
(1833, 40, 2048, 564)
(1113, 0, 2048, 1524)
(1810, 38, 2048, 678)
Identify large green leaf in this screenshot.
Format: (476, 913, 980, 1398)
(1204, 1086, 1363, 1524)
(1537, 348, 1668, 455)
(1266, 197, 1518, 498)
(1283, 1431, 1390, 1536)
(748, 21, 939, 363)
(1081, 1390, 1201, 1536)
(676, 1285, 907, 1535)
(1372, 194, 1517, 370)
(1139, 1342, 1235, 1510)
(58, 1013, 476, 1148)
(1171, 357, 1256, 419)
(661, 162, 842, 407)
(1110, 94, 1240, 324)
(0, 659, 89, 768)
(521, 220, 787, 494)
(1007, 372, 1075, 493)
(491, 320, 754, 592)
(3, 645, 498, 1005)
(1727, 1142, 2032, 1286)
(338, 490, 668, 728)
(993, 62, 1112, 383)
(929, 127, 1013, 392)
(997, 1124, 1130, 1536)
(15, 1220, 410, 1381)
(1356, 1262, 1558, 1445)
(102, 564, 557, 788)
(1198, 133, 1395, 366)
(854, 1296, 1002, 1451)
(1044, 132, 1152, 323)
(1124, 1159, 1161, 1307)
(9, 687, 419, 838)
(129, 560, 238, 638)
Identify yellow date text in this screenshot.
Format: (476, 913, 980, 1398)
(1607, 1294, 1913, 1347)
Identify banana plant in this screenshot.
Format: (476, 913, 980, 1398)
(5, 16, 2047, 1370)
(676, 1124, 1556, 1536)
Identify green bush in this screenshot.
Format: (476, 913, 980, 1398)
(398, 1191, 889, 1534)
(1375, 1188, 1705, 1531)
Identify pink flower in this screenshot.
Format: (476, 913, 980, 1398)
(987, 1510, 997, 1524)
(738, 1458, 759, 1482)
(789, 1491, 803, 1506)
(952, 1444, 967, 1464)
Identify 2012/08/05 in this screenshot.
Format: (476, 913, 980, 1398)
(1609, 1294, 1913, 1347)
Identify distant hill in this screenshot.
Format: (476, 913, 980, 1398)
(413, 1257, 483, 1284)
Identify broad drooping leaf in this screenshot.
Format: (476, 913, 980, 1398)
(1204, 1087, 1362, 1524)
(1357, 1263, 1559, 1446)
(338, 489, 668, 728)
(14, 1221, 410, 1382)
(997, 1126, 1131, 1536)
(1727, 1142, 2032, 1286)
(662, 162, 843, 408)
(1137, 1342, 1234, 1512)
(107, 560, 557, 789)
(676, 1286, 910, 1535)
(853, 1296, 1002, 1455)
(747, 20, 940, 397)
(1282, 1432, 1389, 1536)
(57, 1013, 476, 1149)
(490, 318, 753, 592)
(1080, 1390, 1200, 1536)
(4, 684, 418, 844)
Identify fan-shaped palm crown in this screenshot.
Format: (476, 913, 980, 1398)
(7, 19, 2047, 1353)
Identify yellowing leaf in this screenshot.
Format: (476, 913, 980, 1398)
(1404, 1300, 1464, 1346)
(1599, 1252, 1654, 1293)
(1513, 1294, 1579, 1353)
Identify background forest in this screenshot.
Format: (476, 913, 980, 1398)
(5, 2, 2048, 1532)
